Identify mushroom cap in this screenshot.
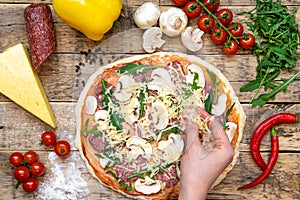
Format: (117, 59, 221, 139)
(159, 7, 188, 37)
(134, 2, 161, 29)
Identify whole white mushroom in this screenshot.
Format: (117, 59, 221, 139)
(134, 2, 161, 29)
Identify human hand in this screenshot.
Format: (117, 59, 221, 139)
(179, 107, 234, 200)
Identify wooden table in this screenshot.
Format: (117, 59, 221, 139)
(0, 0, 299, 199)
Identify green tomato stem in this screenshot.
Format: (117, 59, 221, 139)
(195, 0, 239, 43)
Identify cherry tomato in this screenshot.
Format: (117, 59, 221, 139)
(198, 14, 215, 33)
(31, 162, 45, 177)
(216, 8, 233, 26)
(22, 177, 39, 193)
(54, 140, 71, 157)
(202, 0, 220, 13)
(41, 131, 57, 147)
(9, 152, 23, 167)
(222, 40, 239, 56)
(228, 22, 244, 37)
(184, 1, 202, 19)
(14, 166, 30, 182)
(239, 33, 256, 49)
(24, 150, 38, 164)
(211, 27, 228, 45)
(172, 0, 189, 7)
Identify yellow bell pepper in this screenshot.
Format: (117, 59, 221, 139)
(53, 0, 122, 41)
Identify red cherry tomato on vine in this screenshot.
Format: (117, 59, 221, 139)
(202, 0, 220, 13)
(41, 131, 57, 147)
(216, 8, 233, 26)
(239, 33, 256, 49)
(22, 177, 39, 193)
(198, 14, 215, 33)
(184, 1, 202, 19)
(31, 162, 45, 177)
(24, 150, 38, 164)
(227, 22, 244, 37)
(14, 166, 30, 182)
(222, 40, 239, 56)
(172, 0, 189, 7)
(9, 152, 23, 167)
(54, 140, 71, 157)
(211, 27, 228, 45)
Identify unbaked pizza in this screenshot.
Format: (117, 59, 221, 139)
(75, 52, 245, 199)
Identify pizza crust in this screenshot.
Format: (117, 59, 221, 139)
(75, 52, 246, 199)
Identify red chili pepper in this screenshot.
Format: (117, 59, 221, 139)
(250, 113, 299, 170)
(237, 128, 279, 190)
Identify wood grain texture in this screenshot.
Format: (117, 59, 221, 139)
(0, 0, 299, 199)
(0, 151, 299, 199)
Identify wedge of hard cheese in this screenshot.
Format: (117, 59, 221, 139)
(0, 43, 56, 128)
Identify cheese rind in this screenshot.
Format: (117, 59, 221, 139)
(0, 43, 56, 128)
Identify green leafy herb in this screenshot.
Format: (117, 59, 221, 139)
(251, 71, 300, 107)
(107, 170, 118, 179)
(138, 86, 148, 117)
(95, 142, 121, 169)
(118, 63, 158, 74)
(109, 112, 124, 130)
(99, 80, 124, 130)
(182, 86, 193, 99)
(119, 181, 134, 191)
(207, 70, 218, 88)
(95, 153, 120, 169)
(100, 79, 112, 110)
(239, 0, 300, 106)
(204, 90, 214, 114)
(81, 119, 103, 138)
(107, 171, 134, 191)
(127, 169, 149, 179)
(158, 126, 180, 139)
(191, 73, 202, 90)
(207, 70, 219, 102)
(223, 103, 235, 130)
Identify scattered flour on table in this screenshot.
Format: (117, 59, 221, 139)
(37, 152, 89, 200)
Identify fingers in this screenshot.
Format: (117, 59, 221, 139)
(196, 107, 230, 144)
(184, 120, 201, 149)
(196, 107, 210, 120)
(209, 119, 227, 142)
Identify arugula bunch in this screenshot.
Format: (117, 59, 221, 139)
(239, 0, 300, 107)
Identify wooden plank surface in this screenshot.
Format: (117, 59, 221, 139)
(0, 0, 299, 199)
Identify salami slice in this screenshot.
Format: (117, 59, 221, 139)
(24, 3, 56, 70)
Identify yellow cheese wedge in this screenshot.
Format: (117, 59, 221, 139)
(0, 43, 56, 128)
